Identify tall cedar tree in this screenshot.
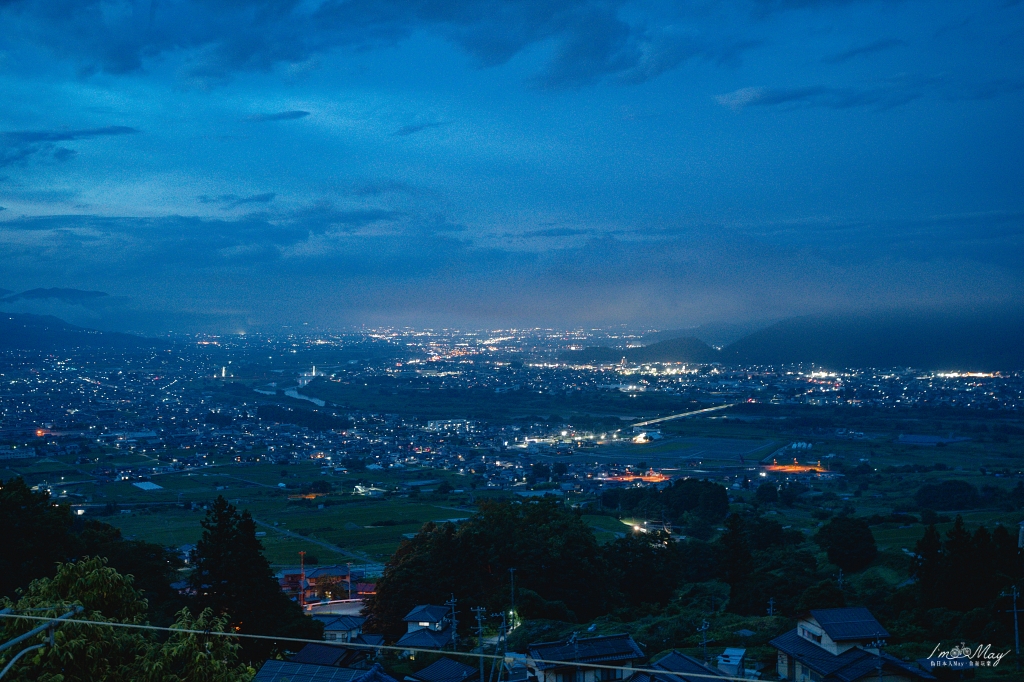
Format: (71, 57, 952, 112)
(717, 513, 752, 587)
(189, 496, 321, 660)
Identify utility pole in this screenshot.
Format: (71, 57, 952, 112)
(1001, 585, 1021, 671)
(473, 607, 487, 682)
(299, 551, 306, 609)
(697, 620, 710, 662)
(868, 638, 886, 682)
(837, 569, 844, 590)
(509, 568, 517, 628)
(346, 561, 353, 600)
(445, 595, 459, 650)
(569, 632, 580, 682)
(489, 611, 508, 682)
(767, 597, 775, 616)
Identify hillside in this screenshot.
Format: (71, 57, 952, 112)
(0, 313, 163, 351)
(724, 309, 1024, 371)
(562, 309, 1024, 370)
(561, 336, 719, 364)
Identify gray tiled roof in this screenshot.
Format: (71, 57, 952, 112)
(629, 651, 725, 682)
(412, 656, 479, 682)
(404, 605, 450, 623)
(396, 627, 454, 649)
(529, 634, 644, 670)
(253, 661, 364, 682)
(291, 643, 349, 666)
(256, 662, 402, 682)
(808, 608, 889, 642)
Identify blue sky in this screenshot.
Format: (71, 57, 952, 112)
(0, 0, 1022, 333)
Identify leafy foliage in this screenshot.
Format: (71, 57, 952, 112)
(0, 558, 253, 682)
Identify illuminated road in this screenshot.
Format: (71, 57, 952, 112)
(632, 403, 735, 427)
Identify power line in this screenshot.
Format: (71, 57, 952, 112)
(0, 612, 753, 682)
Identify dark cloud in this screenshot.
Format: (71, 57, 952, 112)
(823, 38, 906, 63)
(0, 126, 138, 168)
(246, 110, 310, 122)
(1, 206, 1020, 333)
(0, 1, 742, 87)
(394, 121, 447, 136)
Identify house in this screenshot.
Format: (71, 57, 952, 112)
(629, 651, 726, 682)
(396, 605, 454, 651)
(770, 608, 934, 682)
(316, 614, 367, 642)
(715, 649, 746, 678)
(408, 656, 479, 682)
(527, 633, 644, 682)
(254, 661, 401, 682)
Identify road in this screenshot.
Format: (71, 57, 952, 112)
(252, 517, 378, 566)
(632, 403, 735, 427)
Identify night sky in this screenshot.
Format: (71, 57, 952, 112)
(0, 0, 1022, 333)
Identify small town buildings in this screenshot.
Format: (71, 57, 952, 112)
(527, 633, 644, 682)
(770, 608, 934, 682)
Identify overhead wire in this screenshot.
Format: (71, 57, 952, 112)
(0, 612, 753, 682)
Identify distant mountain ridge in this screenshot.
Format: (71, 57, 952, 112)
(564, 309, 1024, 371)
(0, 313, 162, 351)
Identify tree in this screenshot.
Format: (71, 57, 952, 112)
(0, 558, 254, 682)
(364, 500, 611, 634)
(915, 480, 981, 511)
(717, 514, 752, 587)
(915, 524, 943, 607)
(138, 608, 255, 682)
(815, 516, 877, 572)
(0, 477, 78, 597)
(755, 483, 778, 505)
(189, 496, 321, 660)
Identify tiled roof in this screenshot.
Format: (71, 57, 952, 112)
(628, 651, 725, 682)
(253, 661, 365, 682)
(529, 634, 644, 670)
(771, 630, 933, 682)
(316, 615, 366, 632)
(404, 605, 451, 623)
(397, 627, 454, 649)
(412, 656, 479, 682)
(356, 634, 386, 646)
(292, 643, 349, 666)
(808, 608, 889, 642)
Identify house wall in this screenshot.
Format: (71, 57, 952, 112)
(538, 662, 630, 682)
(797, 618, 859, 656)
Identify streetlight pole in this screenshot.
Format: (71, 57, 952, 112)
(1001, 586, 1020, 671)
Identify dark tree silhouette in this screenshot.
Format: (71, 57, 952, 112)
(189, 496, 320, 660)
(815, 516, 877, 572)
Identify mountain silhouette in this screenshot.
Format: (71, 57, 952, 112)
(0, 313, 162, 351)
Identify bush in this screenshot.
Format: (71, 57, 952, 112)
(915, 480, 980, 511)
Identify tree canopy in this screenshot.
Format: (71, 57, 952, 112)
(189, 496, 321, 660)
